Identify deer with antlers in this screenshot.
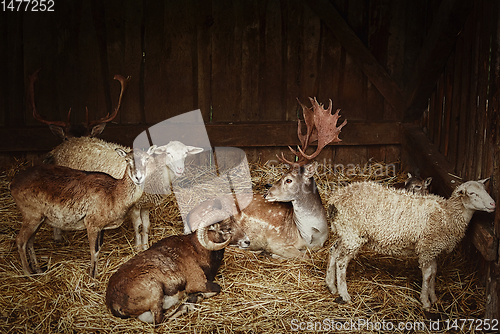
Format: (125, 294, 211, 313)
(186, 97, 347, 259)
(29, 69, 130, 140)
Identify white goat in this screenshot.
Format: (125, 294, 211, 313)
(45, 137, 203, 250)
(10, 148, 153, 277)
(325, 179, 496, 309)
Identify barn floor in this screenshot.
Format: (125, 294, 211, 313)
(0, 160, 486, 333)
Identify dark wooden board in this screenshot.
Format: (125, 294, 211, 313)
(0, 121, 401, 152)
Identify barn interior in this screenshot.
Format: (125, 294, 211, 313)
(0, 0, 499, 332)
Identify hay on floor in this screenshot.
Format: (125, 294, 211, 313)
(0, 159, 486, 333)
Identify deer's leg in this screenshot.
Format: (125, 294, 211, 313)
(269, 244, 309, 260)
(139, 207, 151, 251)
(86, 225, 104, 278)
(16, 215, 44, 275)
(129, 206, 143, 249)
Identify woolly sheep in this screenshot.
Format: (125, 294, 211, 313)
(325, 179, 495, 309)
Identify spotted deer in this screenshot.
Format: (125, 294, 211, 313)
(188, 97, 347, 259)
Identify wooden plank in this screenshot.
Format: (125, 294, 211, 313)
(211, 1, 242, 122)
(143, 0, 197, 123)
(258, 0, 285, 121)
(316, 22, 342, 110)
(283, 0, 303, 118)
(1, 11, 24, 127)
(487, 0, 500, 319)
(298, 2, 321, 101)
(456, 11, 473, 177)
(404, 0, 474, 121)
(367, 0, 391, 121)
(441, 58, 454, 158)
(448, 40, 463, 170)
(469, 213, 498, 262)
(100, 0, 143, 124)
(0, 121, 401, 152)
(304, 0, 405, 116)
(239, 0, 260, 122)
(195, 0, 213, 122)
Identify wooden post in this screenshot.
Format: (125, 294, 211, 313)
(486, 0, 500, 320)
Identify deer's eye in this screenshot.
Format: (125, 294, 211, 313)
(285, 179, 293, 184)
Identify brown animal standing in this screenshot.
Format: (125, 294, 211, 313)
(9, 147, 153, 277)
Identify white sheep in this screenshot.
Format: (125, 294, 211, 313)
(325, 179, 495, 309)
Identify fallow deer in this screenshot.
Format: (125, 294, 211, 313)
(187, 97, 347, 259)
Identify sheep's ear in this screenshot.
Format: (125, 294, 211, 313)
(151, 145, 167, 154)
(407, 172, 412, 178)
(115, 148, 127, 157)
(147, 145, 157, 155)
(187, 146, 204, 155)
(479, 178, 490, 185)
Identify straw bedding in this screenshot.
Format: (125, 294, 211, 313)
(0, 159, 486, 333)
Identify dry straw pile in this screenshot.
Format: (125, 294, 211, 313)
(0, 160, 486, 333)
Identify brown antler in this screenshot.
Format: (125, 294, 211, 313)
(88, 74, 131, 128)
(29, 69, 71, 129)
(278, 97, 347, 167)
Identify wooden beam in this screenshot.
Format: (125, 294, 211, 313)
(404, 0, 474, 121)
(304, 0, 406, 116)
(0, 121, 401, 152)
(402, 124, 497, 262)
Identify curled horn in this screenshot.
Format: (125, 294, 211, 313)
(196, 209, 231, 251)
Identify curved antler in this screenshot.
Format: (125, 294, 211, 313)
(277, 97, 347, 167)
(88, 74, 131, 128)
(29, 69, 71, 128)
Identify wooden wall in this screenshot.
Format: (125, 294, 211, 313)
(0, 0, 436, 165)
(403, 0, 500, 319)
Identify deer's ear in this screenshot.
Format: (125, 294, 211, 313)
(90, 123, 107, 137)
(303, 161, 318, 179)
(49, 124, 67, 140)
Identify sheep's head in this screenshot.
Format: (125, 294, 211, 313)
(455, 179, 496, 213)
(154, 141, 203, 177)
